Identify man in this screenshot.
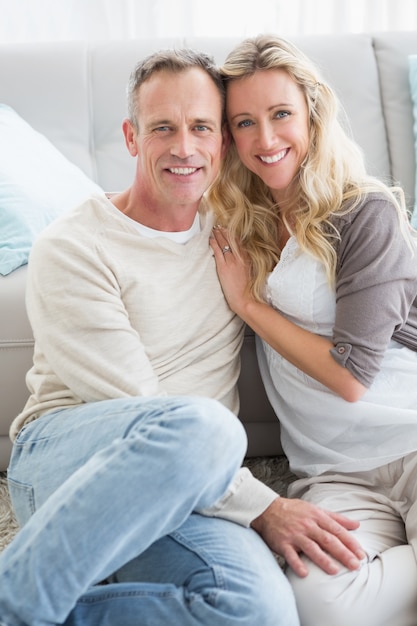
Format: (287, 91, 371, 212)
(0, 49, 364, 626)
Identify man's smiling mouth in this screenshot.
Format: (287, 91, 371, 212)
(168, 167, 199, 175)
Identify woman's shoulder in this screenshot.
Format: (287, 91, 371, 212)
(331, 190, 397, 229)
(331, 190, 416, 278)
(329, 190, 411, 256)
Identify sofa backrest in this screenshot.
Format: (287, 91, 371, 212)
(1, 32, 416, 210)
(373, 32, 417, 211)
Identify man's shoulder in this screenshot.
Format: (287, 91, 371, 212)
(27, 194, 113, 269)
(34, 194, 113, 246)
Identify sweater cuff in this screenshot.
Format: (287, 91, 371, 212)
(197, 467, 279, 527)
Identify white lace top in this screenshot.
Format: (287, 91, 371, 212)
(257, 236, 417, 477)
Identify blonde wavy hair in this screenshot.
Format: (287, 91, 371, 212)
(208, 34, 408, 300)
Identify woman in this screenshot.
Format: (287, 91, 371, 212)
(209, 35, 417, 626)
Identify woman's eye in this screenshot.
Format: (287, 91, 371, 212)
(275, 111, 290, 119)
(237, 119, 253, 128)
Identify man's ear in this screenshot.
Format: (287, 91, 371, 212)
(221, 123, 231, 158)
(122, 118, 139, 157)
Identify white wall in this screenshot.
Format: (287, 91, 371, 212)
(0, 0, 416, 43)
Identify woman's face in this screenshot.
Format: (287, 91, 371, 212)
(226, 69, 310, 203)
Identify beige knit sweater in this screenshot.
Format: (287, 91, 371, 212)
(11, 194, 277, 525)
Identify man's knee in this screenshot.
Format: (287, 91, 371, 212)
(192, 397, 247, 450)
(126, 395, 245, 452)
(164, 396, 247, 466)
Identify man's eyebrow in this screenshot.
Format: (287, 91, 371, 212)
(193, 117, 217, 125)
(146, 118, 172, 127)
(145, 116, 219, 128)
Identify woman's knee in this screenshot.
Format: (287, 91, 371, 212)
(287, 561, 365, 626)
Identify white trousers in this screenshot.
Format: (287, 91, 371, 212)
(287, 451, 417, 626)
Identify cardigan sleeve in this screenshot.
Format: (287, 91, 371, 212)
(330, 194, 417, 387)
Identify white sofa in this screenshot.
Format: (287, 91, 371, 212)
(1, 32, 417, 471)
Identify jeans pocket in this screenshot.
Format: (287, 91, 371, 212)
(7, 477, 36, 526)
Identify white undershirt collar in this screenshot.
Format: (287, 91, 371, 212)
(115, 206, 201, 244)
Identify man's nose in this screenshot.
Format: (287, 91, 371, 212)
(170, 129, 195, 158)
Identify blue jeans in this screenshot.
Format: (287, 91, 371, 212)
(0, 396, 298, 626)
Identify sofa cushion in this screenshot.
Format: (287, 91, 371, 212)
(0, 104, 103, 276)
(408, 55, 417, 228)
(373, 32, 417, 215)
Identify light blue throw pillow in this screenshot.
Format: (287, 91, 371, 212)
(408, 55, 417, 228)
(0, 104, 103, 275)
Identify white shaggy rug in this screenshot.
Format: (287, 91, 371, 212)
(0, 472, 19, 552)
(0, 456, 296, 553)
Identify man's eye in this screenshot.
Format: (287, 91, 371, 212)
(195, 125, 209, 131)
(155, 126, 170, 132)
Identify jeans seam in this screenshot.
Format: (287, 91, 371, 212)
(170, 530, 227, 592)
(77, 588, 179, 604)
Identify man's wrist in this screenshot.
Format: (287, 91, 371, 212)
(250, 496, 281, 533)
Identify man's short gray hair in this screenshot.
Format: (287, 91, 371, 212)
(127, 48, 225, 129)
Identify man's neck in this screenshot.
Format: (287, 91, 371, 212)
(110, 187, 200, 232)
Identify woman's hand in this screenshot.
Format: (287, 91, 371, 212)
(210, 228, 367, 401)
(210, 227, 254, 315)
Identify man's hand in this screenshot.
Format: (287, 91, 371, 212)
(251, 497, 366, 578)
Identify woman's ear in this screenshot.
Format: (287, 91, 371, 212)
(122, 118, 139, 157)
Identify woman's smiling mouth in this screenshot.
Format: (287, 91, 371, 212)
(258, 148, 289, 164)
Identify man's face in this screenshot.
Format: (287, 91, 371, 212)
(130, 67, 226, 213)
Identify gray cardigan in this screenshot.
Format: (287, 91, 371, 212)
(329, 192, 417, 387)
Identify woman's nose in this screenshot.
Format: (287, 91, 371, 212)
(257, 122, 276, 149)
